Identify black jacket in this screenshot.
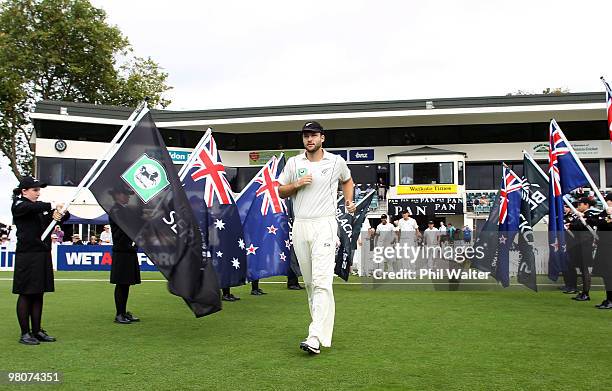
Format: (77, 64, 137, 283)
(109, 204, 138, 254)
(11, 196, 70, 253)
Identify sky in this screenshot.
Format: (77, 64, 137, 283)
(1, 0, 612, 223)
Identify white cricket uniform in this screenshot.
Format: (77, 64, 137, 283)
(423, 227, 440, 269)
(278, 149, 351, 347)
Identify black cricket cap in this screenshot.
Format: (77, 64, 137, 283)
(108, 184, 135, 196)
(301, 121, 324, 134)
(576, 197, 592, 206)
(380, 214, 388, 219)
(605, 192, 612, 202)
(18, 176, 47, 189)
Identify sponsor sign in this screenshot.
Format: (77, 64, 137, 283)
(167, 149, 191, 164)
(397, 184, 458, 195)
(248, 150, 301, 165)
(530, 141, 601, 158)
(56, 245, 158, 271)
(349, 149, 374, 161)
(388, 197, 464, 216)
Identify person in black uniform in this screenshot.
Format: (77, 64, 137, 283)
(567, 197, 598, 301)
(562, 203, 579, 294)
(108, 185, 141, 324)
(593, 193, 612, 309)
(11, 176, 69, 345)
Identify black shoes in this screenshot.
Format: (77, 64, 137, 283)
(251, 289, 267, 296)
(222, 294, 240, 302)
(34, 329, 56, 342)
(595, 300, 612, 309)
(572, 293, 591, 301)
(114, 314, 132, 324)
(562, 288, 579, 294)
(125, 312, 140, 322)
(288, 284, 304, 290)
(19, 333, 40, 345)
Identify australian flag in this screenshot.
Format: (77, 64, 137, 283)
(236, 155, 290, 280)
(179, 130, 246, 289)
(497, 164, 522, 287)
(548, 119, 591, 281)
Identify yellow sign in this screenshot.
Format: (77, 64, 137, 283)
(397, 184, 457, 195)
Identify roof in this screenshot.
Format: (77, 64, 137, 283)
(388, 146, 467, 157)
(34, 92, 604, 122)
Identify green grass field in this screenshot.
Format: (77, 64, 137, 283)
(1, 271, 612, 391)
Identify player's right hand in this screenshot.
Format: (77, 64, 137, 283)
(295, 174, 313, 189)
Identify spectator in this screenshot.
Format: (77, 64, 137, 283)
(462, 225, 472, 244)
(447, 223, 456, 245)
(1, 234, 8, 248)
(377, 177, 387, 200)
(100, 224, 112, 245)
(53, 225, 64, 243)
(355, 184, 362, 202)
(71, 234, 84, 245)
(88, 235, 99, 245)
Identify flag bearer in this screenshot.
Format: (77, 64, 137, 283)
(11, 176, 68, 345)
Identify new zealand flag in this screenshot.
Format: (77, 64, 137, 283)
(179, 130, 246, 289)
(497, 164, 522, 287)
(548, 119, 590, 281)
(236, 155, 290, 280)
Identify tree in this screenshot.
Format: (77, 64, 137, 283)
(506, 87, 570, 96)
(0, 0, 172, 178)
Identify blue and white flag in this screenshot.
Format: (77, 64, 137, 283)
(236, 155, 291, 280)
(548, 119, 591, 281)
(180, 130, 246, 289)
(497, 164, 522, 287)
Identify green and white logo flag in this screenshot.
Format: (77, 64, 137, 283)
(121, 154, 170, 203)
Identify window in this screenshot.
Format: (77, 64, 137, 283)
(399, 163, 413, 184)
(399, 162, 454, 185)
(37, 157, 95, 186)
(458, 161, 464, 185)
(389, 163, 395, 186)
(466, 163, 494, 190)
(606, 160, 612, 188)
(582, 160, 600, 188)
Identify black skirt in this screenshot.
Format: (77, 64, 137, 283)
(12, 252, 54, 294)
(110, 251, 141, 285)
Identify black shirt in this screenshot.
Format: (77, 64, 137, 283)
(11, 196, 69, 253)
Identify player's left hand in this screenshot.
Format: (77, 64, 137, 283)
(345, 200, 356, 214)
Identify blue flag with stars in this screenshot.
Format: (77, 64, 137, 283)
(179, 130, 246, 289)
(548, 119, 591, 281)
(236, 155, 290, 280)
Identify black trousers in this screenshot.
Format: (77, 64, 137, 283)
(287, 266, 299, 287)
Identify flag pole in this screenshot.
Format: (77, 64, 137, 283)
(178, 128, 212, 180)
(523, 150, 597, 238)
(551, 119, 607, 207)
(40, 101, 149, 241)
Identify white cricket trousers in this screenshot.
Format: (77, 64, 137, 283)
(292, 216, 337, 347)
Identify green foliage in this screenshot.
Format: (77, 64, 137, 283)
(0, 0, 172, 178)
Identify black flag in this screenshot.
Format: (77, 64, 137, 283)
(89, 110, 221, 317)
(335, 190, 375, 281)
(473, 191, 501, 275)
(517, 153, 550, 291)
